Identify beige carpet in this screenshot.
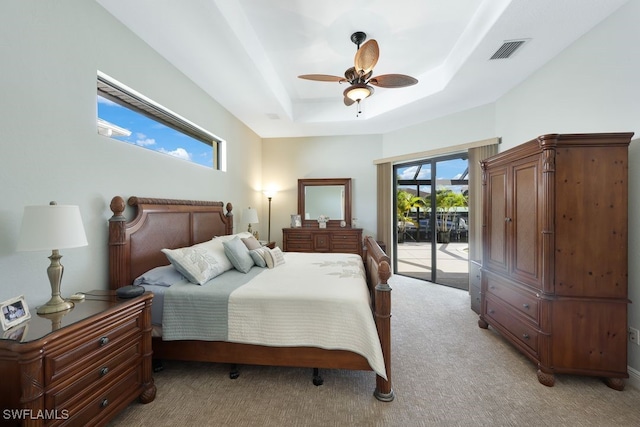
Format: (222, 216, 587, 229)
(109, 275, 640, 427)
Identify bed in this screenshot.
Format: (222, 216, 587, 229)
(108, 196, 394, 401)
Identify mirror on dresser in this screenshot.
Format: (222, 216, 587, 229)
(298, 178, 352, 228)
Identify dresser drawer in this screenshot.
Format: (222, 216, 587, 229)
(53, 368, 141, 427)
(285, 231, 311, 241)
(485, 274, 538, 324)
(285, 241, 313, 251)
(47, 337, 142, 410)
(485, 297, 539, 357)
(44, 311, 142, 385)
(314, 234, 330, 251)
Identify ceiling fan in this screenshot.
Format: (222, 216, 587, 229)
(298, 31, 418, 115)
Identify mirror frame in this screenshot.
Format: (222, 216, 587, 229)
(298, 178, 352, 228)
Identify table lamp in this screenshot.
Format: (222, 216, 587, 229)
(17, 202, 88, 314)
(243, 207, 259, 235)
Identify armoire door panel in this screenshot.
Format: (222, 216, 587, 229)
(485, 167, 508, 273)
(511, 159, 541, 287)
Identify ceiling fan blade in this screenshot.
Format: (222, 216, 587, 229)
(368, 74, 418, 88)
(298, 74, 346, 82)
(354, 39, 379, 75)
(344, 97, 355, 106)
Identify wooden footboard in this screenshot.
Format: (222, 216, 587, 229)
(108, 196, 393, 401)
(364, 236, 394, 401)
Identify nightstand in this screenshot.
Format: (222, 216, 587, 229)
(260, 241, 276, 249)
(0, 291, 155, 426)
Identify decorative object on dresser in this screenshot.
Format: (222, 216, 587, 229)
(478, 132, 634, 390)
(0, 291, 156, 426)
(0, 295, 31, 331)
(108, 196, 394, 402)
(290, 214, 302, 228)
(16, 202, 88, 314)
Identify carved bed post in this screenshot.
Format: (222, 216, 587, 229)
(225, 202, 234, 235)
(109, 196, 129, 289)
(374, 259, 394, 401)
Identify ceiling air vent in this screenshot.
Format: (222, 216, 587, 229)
(489, 39, 528, 60)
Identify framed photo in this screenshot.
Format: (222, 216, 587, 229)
(1, 295, 31, 331)
(290, 214, 302, 228)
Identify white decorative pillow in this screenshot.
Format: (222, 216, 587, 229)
(223, 236, 255, 273)
(264, 247, 286, 269)
(162, 238, 233, 285)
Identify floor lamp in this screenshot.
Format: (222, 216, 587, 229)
(263, 190, 276, 242)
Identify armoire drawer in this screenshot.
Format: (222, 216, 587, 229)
(485, 297, 540, 357)
(485, 274, 539, 324)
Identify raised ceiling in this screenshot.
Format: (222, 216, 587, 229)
(96, 0, 628, 138)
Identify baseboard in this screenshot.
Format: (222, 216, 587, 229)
(627, 366, 640, 390)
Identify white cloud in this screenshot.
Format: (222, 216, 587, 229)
(136, 138, 156, 147)
(159, 147, 192, 161)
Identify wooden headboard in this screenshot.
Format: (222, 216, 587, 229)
(108, 196, 233, 289)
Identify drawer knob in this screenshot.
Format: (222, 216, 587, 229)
(505, 217, 512, 222)
(99, 336, 109, 346)
(100, 399, 109, 408)
(100, 367, 109, 377)
(522, 303, 530, 309)
(489, 309, 495, 314)
(522, 333, 530, 340)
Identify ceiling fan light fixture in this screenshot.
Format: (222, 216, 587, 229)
(344, 83, 374, 102)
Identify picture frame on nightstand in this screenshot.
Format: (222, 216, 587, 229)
(1, 295, 31, 331)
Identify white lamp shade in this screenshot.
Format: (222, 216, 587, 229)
(242, 207, 259, 224)
(17, 204, 88, 251)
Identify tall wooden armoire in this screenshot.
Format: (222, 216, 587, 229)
(479, 132, 634, 389)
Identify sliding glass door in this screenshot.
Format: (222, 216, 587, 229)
(394, 154, 469, 289)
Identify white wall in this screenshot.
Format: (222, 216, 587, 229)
(261, 135, 383, 247)
(382, 104, 497, 158)
(0, 0, 262, 307)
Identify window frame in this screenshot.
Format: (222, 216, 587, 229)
(97, 72, 224, 170)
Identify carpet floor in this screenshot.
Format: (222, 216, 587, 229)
(108, 275, 640, 427)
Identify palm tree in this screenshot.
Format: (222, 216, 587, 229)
(435, 189, 468, 242)
(397, 190, 426, 241)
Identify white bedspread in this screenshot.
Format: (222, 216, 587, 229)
(162, 251, 387, 379)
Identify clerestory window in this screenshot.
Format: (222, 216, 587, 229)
(97, 72, 224, 170)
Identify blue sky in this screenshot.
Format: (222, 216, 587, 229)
(97, 96, 213, 168)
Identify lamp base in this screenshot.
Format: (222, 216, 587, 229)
(38, 249, 74, 314)
(37, 296, 74, 315)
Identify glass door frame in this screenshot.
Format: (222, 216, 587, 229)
(393, 152, 469, 284)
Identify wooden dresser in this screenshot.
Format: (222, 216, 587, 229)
(282, 227, 363, 257)
(479, 132, 633, 389)
(0, 291, 155, 426)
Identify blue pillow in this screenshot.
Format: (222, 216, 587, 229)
(133, 265, 184, 287)
(223, 236, 255, 273)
